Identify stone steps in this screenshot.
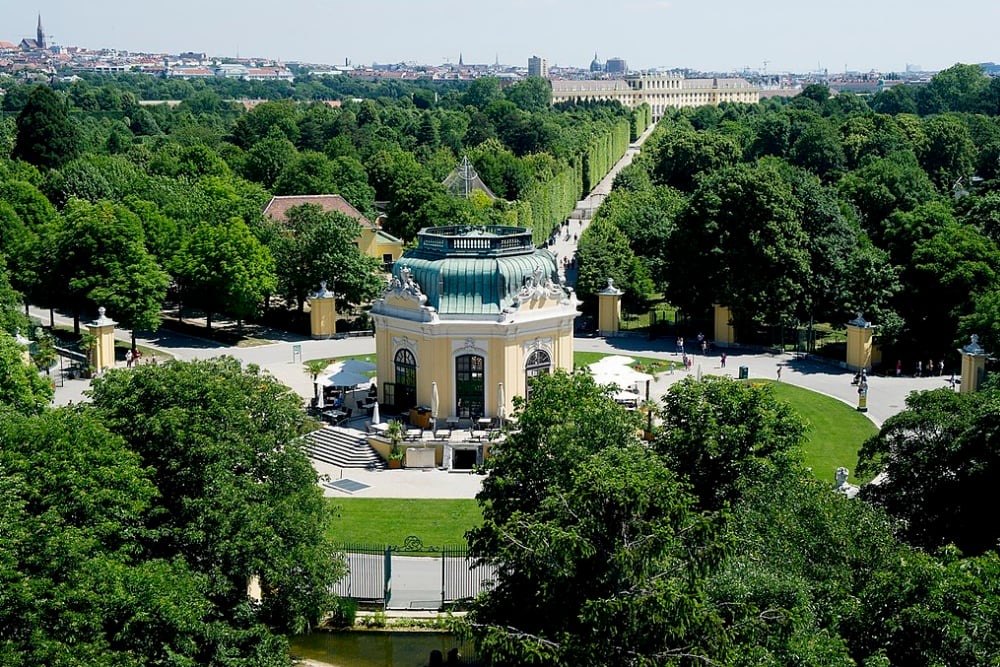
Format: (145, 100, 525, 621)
(303, 426, 385, 470)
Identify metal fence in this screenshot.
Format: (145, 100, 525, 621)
(334, 536, 496, 610)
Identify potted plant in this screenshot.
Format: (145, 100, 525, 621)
(639, 398, 659, 442)
(385, 420, 404, 469)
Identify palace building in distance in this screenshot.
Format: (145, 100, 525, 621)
(551, 74, 759, 120)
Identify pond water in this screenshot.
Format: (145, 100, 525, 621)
(290, 631, 476, 667)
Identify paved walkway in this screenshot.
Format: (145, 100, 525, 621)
(548, 122, 657, 285)
(40, 303, 941, 500)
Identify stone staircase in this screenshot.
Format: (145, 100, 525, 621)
(303, 426, 386, 470)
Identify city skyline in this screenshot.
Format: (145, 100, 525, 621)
(2, 0, 999, 74)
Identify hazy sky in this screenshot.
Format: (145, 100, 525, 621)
(4, 1, 999, 73)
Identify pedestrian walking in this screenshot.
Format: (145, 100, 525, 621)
(895, 359, 901, 377)
(720, 352, 727, 368)
(701, 339, 708, 355)
(938, 359, 945, 376)
(915, 360, 922, 377)
(125, 349, 133, 368)
(776, 365, 782, 381)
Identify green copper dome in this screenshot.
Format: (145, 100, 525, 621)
(393, 225, 562, 316)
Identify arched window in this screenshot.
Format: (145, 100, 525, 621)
(525, 349, 551, 398)
(389, 348, 416, 410)
(455, 354, 485, 419)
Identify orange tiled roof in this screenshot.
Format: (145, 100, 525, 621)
(262, 194, 374, 228)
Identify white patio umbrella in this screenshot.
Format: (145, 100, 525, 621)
(317, 368, 371, 389)
(497, 382, 506, 426)
(335, 358, 376, 375)
(431, 381, 440, 428)
(371, 401, 381, 425)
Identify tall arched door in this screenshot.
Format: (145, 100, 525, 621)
(455, 354, 484, 419)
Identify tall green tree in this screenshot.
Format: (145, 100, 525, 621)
(654, 376, 806, 511)
(920, 114, 976, 191)
(0, 330, 52, 414)
(242, 130, 298, 188)
(47, 199, 169, 341)
(858, 385, 1000, 556)
(229, 99, 299, 149)
(576, 217, 654, 312)
(665, 160, 811, 332)
(467, 371, 731, 666)
(270, 204, 384, 311)
(11, 85, 82, 169)
(172, 217, 276, 329)
(88, 358, 343, 634)
(838, 150, 938, 237)
(0, 405, 297, 666)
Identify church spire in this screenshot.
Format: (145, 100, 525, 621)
(36, 14, 45, 49)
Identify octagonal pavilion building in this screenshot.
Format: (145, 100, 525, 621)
(370, 225, 578, 422)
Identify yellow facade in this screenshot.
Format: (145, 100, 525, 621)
(373, 293, 575, 420)
(370, 226, 578, 421)
(357, 226, 403, 266)
(88, 307, 117, 372)
(713, 304, 735, 346)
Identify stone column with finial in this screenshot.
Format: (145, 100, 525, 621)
(88, 307, 117, 373)
(958, 334, 988, 393)
(846, 311, 874, 372)
(309, 280, 337, 339)
(597, 277, 623, 337)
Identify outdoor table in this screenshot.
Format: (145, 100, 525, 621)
(477, 417, 492, 430)
(405, 428, 422, 441)
(446, 416, 460, 429)
(370, 422, 389, 435)
(322, 409, 345, 424)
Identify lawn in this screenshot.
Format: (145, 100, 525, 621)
(328, 498, 482, 548)
(574, 351, 677, 376)
(755, 380, 878, 484)
(324, 379, 876, 547)
(304, 353, 378, 378)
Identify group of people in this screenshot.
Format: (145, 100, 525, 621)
(676, 333, 712, 355)
(124, 348, 157, 368)
(896, 358, 946, 378)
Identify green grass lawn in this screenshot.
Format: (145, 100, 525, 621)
(304, 353, 378, 378)
(755, 380, 878, 484)
(328, 498, 482, 548)
(574, 351, 677, 376)
(325, 379, 875, 547)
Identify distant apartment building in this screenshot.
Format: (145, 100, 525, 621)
(528, 55, 548, 78)
(164, 63, 294, 81)
(605, 57, 627, 75)
(551, 74, 759, 119)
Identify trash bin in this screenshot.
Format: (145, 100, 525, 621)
(738, 366, 749, 380)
